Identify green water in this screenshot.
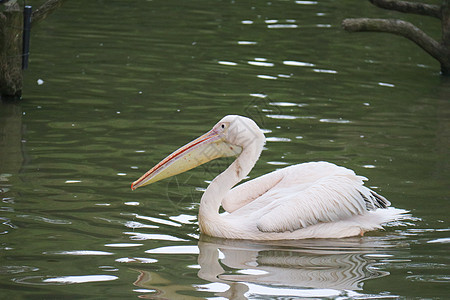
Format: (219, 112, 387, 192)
(1, 0, 449, 299)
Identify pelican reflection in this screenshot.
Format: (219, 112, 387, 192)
(197, 235, 399, 298)
(133, 235, 405, 299)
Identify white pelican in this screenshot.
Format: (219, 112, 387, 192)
(131, 115, 407, 240)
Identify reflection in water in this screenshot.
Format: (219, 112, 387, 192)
(197, 236, 392, 298)
(0, 0, 447, 297)
(133, 270, 200, 300)
(0, 102, 23, 236)
(0, 102, 23, 175)
(133, 235, 405, 299)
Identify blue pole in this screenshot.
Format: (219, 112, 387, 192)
(22, 5, 32, 70)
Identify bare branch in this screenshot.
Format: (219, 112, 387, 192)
(31, 0, 64, 25)
(443, 0, 450, 47)
(342, 18, 449, 68)
(370, 0, 442, 19)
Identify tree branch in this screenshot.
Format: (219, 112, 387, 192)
(342, 18, 449, 67)
(2, 0, 20, 13)
(370, 0, 442, 19)
(443, 0, 450, 47)
(31, 0, 64, 25)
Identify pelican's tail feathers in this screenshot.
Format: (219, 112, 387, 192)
(370, 191, 390, 209)
(359, 207, 411, 232)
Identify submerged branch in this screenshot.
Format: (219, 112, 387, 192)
(342, 18, 449, 70)
(370, 0, 442, 19)
(31, 0, 64, 25)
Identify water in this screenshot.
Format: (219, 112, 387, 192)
(1, 0, 449, 299)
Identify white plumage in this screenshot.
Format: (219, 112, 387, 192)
(132, 115, 408, 240)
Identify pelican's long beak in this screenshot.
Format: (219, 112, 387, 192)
(131, 129, 242, 190)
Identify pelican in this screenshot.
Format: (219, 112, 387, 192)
(131, 115, 407, 240)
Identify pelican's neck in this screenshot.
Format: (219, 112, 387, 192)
(199, 139, 263, 219)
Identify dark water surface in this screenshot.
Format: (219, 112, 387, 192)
(1, 0, 449, 299)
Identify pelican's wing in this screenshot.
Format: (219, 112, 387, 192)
(254, 164, 390, 233)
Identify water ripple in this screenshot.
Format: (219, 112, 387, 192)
(116, 257, 157, 264)
(427, 238, 450, 244)
(0, 265, 39, 275)
(104, 243, 143, 248)
(17, 215, 72, 225)
(124, 232, 188, 242)
(283, 60, 315, 67)
(13, 275, 118, 285)
(407, 275, 450, 283)
(319, 118, 351, 124)
(266, 137, 292, 142)
(43, 275, 118, 284)
(146, 245, 199, 254)
(45, 250, 114, 256)
(127, 213, 182, 227)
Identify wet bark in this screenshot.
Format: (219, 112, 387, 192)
(342, 0, 450, 76)
(0, 2, 23, 99)
(0, 0, 64, 100)
(31, 0, 64, 25)
(369, 0, 441, 19)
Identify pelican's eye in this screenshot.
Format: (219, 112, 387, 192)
(218, 122, 228, 131)
(217, 122, 230, 135)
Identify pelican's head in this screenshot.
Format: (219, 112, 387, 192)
(131, 115, 265, 190)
